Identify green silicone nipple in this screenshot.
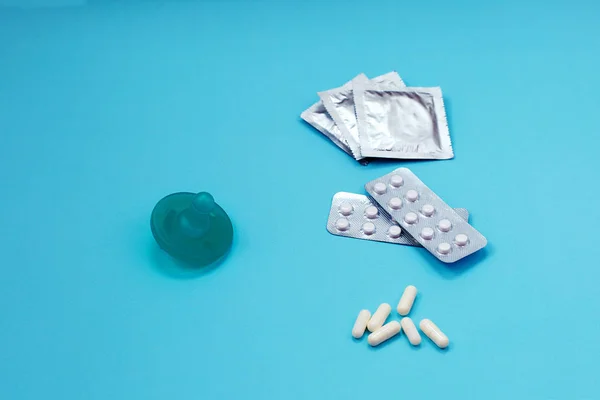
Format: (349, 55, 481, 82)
(151, 191, 233, 267)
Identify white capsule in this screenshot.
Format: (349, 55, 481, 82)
(338, 202, 354, 216)
(335, 218, 350, 232)
(406, 190, 419, 202)
(373, 182, 387, 195)
(365, 205, 379, 219)
(437, 242, 452, 255)
(362, 222, 376, 236)
(401, 317, 421, 346)
(388, 197, 402, 210)
(368, 321, 402, 347)
(420, 318, 449, 349)
(352, 310, 371, 339)
(455, 233, 469, 246)
(420, 227, 434, 240)
(438, 219, 452, 232)
(387, 225, 402, 239)
(404, 212, 418, 225)
(390, 174, 404, 188)
(367, 303, 392, 332)
(421, 204, 435, 217)
(397, 285, 417, 316)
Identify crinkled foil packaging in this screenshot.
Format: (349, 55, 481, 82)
(315, 72, 406, 160)
(354, 81, 453, 160)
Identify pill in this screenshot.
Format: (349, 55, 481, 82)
(438, 219, 452, 232)
(437, 242, 452, 255)
(420, 227, 434, 240)
(373, 182, 387, 195)
(390, 175, 404, 188)
(406, 190, 419, 202)
(404, 212, 418, 225)
(367, 303, 392, 332)
(365, 205, 379, 219)
(455, 233, 469, 246)
(352, 310, 371, 339)
(335, 218, 350, 231)
(368, 321, 402, 347)
(401, 317, 421, 346)
(362, 222, 376, 235)
(339, 202, 354, 216)
(420, 319, 449, 349)
(388, 225, 402, 239)
(397, 285, 417, 316)
(421, 204, 435, 217)
(388, 197, 402, 210)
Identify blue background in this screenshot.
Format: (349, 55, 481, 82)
(1, 1, 599, 399)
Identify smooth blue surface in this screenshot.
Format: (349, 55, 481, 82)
(1, 1, 599, 399)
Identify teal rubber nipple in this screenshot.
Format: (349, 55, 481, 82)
(151, 191, 233, 267)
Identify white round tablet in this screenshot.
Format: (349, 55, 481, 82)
(406, 190, 419, 202)
(373, 182, 387, 195)
(362, 222, 376, 235)
(388, 225, 402, 238)
(438, 219, 452, 232)
(420, 227, 434, 240)
(338, 202, 353, 216)
(404, 212, 418, 225)
(437, 242, 452, 255)
(421, 204, 435, 217)
(365, 206, 379, 219)
(390, 175, 404, 188)
(335, 218, 350, 231)
(388, 197, 402, 210)
(455, 234, 469, 246)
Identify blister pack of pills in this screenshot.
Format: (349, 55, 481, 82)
(353, 80, 453, 160)
(365, 168, 487, 262)
(327, 192, 469, 247)
(318, 72, 405, 160)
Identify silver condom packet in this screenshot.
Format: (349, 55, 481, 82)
(300, 100, 352, 155)
(354, 80, 453, 159)
(317, 72, 406, 160)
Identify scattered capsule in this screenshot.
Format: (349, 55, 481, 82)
(352, 310, 371, 339)
(420, 318, 449, 349)
(368, 321, 402, 347)
(367, 303, 392, 332)
(400, 317, 421, 346)
(397, 285, 417, 316)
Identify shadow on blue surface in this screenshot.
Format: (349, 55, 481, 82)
(148, 239, 228, 279)
(298, 118, 351, 158)
(419, 245, 492, 280)
(393, 334, 425, 352)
